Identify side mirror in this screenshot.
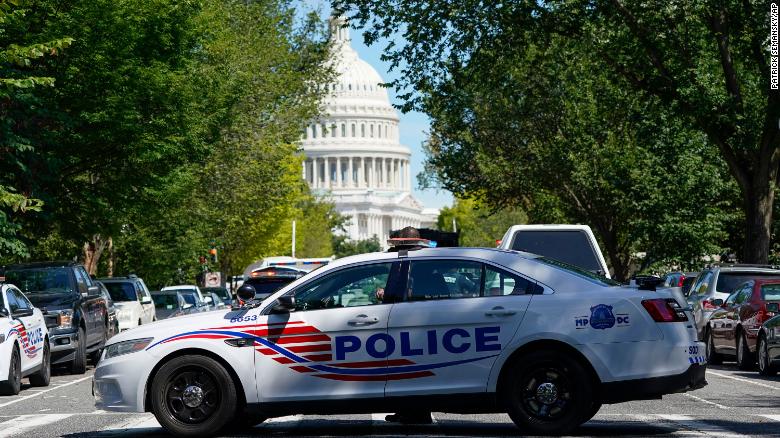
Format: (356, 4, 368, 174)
(236, 284, 256, 302)
(271, 295, 296, 314)
(203, 296, 213, 304)
(12, 308, 34, 318)
(183, 303, 193, 309)
(0, 307, 8, 317)
(141, 296, 152, 304)
(767, 302, 779, 313)
(87, 285, 100, 297)
(712, 299, 724, 307)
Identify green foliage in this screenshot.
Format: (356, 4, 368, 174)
(437, 198, 527, 248)
(333, 235, 382, 258)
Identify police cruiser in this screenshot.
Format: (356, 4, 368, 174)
(1, 283, 52, 395)
(94, 245, 706, 436)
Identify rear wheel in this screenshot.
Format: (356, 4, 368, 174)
(70, 326, 87, 374)
(736, 331, 754, 370)
(504, 351, 592, 435)
(150, 355, 238, 437)
(29, 341, 51, 387)
(0, 346, 22, 395)
(705, 329, 722, 365)
(757, 335, 777, 376)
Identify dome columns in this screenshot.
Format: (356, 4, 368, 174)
(304, 155, 410, 192)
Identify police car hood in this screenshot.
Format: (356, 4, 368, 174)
(105, 308, 230, 345)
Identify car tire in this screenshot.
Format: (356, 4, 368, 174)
(89, 349, 103, 365)
(757, 335, 777, 376)
(736, 331, 754, 371)
(150, 355, 238, 437)
(29, 341, 51, 387)
(0, 345, 22, 396)
(504, 350, 592, 435)
(70, 326, 87, 375)
(705, 329, 722, 365)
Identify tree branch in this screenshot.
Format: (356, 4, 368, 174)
(708, 8, 744, 113)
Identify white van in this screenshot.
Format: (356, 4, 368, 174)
(498, 224, 611, 278)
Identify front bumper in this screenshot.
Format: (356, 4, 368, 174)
(600, 363, 707, 404)
(93, 350, 152, 412)
(49, 328, 79, 364)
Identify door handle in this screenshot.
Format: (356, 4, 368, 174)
(348, 315, 379, 326)
(485, 306, 517, 317)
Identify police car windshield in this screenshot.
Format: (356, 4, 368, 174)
(4, 268, 74, 294)
(104, 282, 137, 302)
(537, 257, 621, 287)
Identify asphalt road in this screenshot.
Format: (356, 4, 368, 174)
(0, 363, 778, 437)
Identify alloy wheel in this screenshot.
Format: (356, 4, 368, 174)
(519, 366, 573, 420)
(164, 367, 220, 424)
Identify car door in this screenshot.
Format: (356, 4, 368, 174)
(385, 258, 535, 397)
(74, 267, 99, 342)
(137, 280, 155, 322)
(710, 290, 738, 350)
(8, 288, 44, 373)
(258, 261, 403, 402)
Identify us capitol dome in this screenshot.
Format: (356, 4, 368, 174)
(300, 17, 437, 247)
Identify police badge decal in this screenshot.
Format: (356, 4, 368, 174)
(589, 304, 616, 330)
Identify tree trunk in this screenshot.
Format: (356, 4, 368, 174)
(82, 234, 109, 276)
(742, 176, 774, 264)
(106, 237, 114, 277)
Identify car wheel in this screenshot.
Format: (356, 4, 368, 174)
(0, 345, 22, 395)
(29, 341, 51, 387)
(581, 401, 602, 424)
(504, 350, 592, 435)
(736, 331, 755, 370)
(70, 326, 87, 375)
(150, 355, 238, 437)
(757, 335, 777, 376)
(89, 349, 103, 365)
(705, 329, 722, 365)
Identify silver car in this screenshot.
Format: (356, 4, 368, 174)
(689, 265, 780, 341)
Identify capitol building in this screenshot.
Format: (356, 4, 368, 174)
(300, 17, 437, 246)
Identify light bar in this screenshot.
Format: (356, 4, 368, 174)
(387, 238, 437, 248)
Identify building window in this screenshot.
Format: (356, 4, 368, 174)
(370, 124, 374, 138)
(351, 124, 356, 137)
(322, 123, 327, 137)
(331, 124, 337, 138)
(361, 124, 366, 137)
(341, 124, 346, 137)
(311, 124, 316, 139)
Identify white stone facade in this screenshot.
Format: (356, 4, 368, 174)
(300, 17, 435, 247)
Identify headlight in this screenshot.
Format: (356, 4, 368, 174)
(57, 309, 73, 329)
(104, 338, 153, 360)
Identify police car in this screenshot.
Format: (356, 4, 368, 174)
(0, 283, 51, 395)
(94, 245, 706, 436)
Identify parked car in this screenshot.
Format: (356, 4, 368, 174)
(161, 285, 205, 303)
(150, 291, 200, 319)
(207, 292, 226, 310)
(707, 279, 780, 369)
(2, 262, 110, 374)
(0, 283, 53, 395)
(162, 288, 210, 312)
(688, 265, 780, 341)
(201, 286, 232, 307)
(242, 266, 307, 301)
(662, 271, 698, 296)
(99, 276, 156, 331)
(95, 281, 119, 339)
(757, 307, 780, 376)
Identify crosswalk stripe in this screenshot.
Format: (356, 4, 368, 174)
(264, 415, 301, 424)
(0, 414, 72, 438)
(656, 414, 744, 437)
(758, 414, 780, 421)
(0, 375, 92, 408)
(102, 413, 160, 431)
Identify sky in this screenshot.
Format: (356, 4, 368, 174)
(305, 1, 454, 210)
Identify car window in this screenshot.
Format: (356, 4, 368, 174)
(6, 290, 20, 312)
(104, 282, 138, 302)
(484, 265, 540, 296)
(734, 286, 751, 304)
(153, 294, 179, 309)
(5, 268, 74, 294)
(724, 290, 738, 306)
(716, 272, 780, 294)
(407, 260, 481, 301)
(695, 272, 712, 296)
(510, 230, 603, 273)
(11, 289, 31, 310)
(0, 289, 5, 311)
(74, 268, 89, 294)
(761, 284, 780, 301)
(135, 282, 147, 301)
(292, 262, 393, 311)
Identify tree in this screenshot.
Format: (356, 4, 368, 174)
(437, 198, 527, 248)
(333, 235, 382, 258)
(334, 0, 777, 264)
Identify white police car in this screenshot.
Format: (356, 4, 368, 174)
(0, 283, 51, 395)
(94, 247, 706, 436)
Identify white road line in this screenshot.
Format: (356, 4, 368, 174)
(0, 375, 92, 408)
(707, 370, 780, 390)
(656, 414, 743, 437)
(758, 414, 780, 421)
(103, 414, 160, 431)
(264, 415, 302, 424)
(371, 413, 391, 423)
(0, 414, 72, 438)
(683, 392, 731, 409)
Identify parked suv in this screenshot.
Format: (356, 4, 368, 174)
(1, 262, 110, 374)
(689, 265, 780, 341)
(99, 276, 156, 331)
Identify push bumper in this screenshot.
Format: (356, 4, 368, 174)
(600, 363, 707, 404)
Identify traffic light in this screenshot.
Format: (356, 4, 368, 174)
(209, 247, 218, 263)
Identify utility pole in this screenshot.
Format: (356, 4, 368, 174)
(292, 220, 297, 258)
(452, 217, 457, 233)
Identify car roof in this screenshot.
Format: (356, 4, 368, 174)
(3, 261, 79, 270)
(99, 276, 140, 282)
(752, 278, 780, 286)
(151, 290, 179, 295)
(711, 266, 780, 273)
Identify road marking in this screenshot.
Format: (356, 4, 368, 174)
(0, 414, 72, 438)
(758, 414, 780, 421)
(683, 392, 730, 409)
(656, 414, 743, 437)
(103, 414, 160, 430)
(0, 375, 92, 408)
(265, 415, 301, 424)
(707, 370, 780, 390)
(371, 413, 391, 423)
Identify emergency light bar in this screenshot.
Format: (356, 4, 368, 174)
(387, 238, 437, 248)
